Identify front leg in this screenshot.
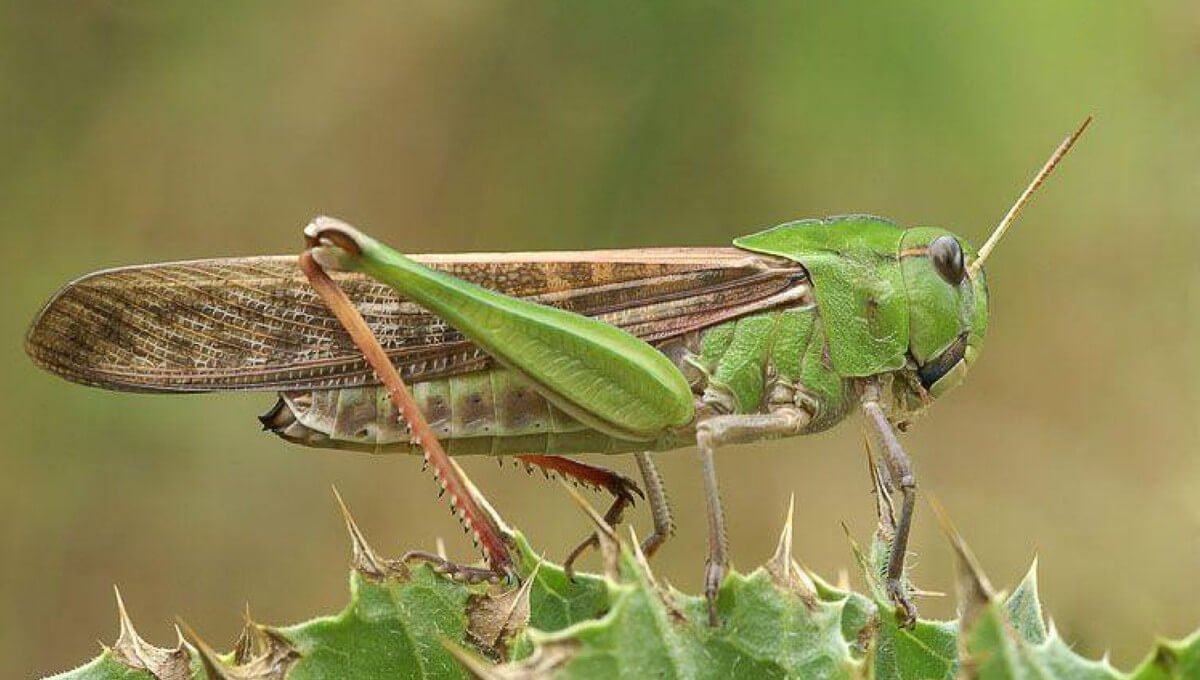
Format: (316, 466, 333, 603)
(860, 379, 919, 627)
(695, 407, 811, 625)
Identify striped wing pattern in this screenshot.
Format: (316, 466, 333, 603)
(26, 248, 808, 393)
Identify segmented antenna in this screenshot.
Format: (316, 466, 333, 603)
(969, 115, 1092, 276)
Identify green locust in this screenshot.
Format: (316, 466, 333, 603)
(25, 119, 1089, 626)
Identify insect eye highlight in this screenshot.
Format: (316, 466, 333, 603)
(929, 236, 965, 285)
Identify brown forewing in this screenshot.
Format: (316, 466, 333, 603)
(26, 248, 808, 392)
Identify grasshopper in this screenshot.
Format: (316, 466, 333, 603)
(25, 119, 1088, 626)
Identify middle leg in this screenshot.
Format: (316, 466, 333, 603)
(694, 407, 811, 625)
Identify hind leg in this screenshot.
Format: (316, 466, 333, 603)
(514, 455, 641, 576)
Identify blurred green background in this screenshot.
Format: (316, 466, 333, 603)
(3, 2, 1198, 677)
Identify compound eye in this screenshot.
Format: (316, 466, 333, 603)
(929, 235, 965, 285)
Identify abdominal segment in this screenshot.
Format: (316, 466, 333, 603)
(259, 368, 656, 456)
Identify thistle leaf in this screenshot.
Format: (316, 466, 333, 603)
(40, 497, 1200, 680)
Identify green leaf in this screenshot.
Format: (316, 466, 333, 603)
(39, 493, 1200, 680)
(1003, 559, 1048, 644)
(504, 549, 860, 680)
(47, 654, 164, 680)
(870, 610, 958, 680)
(279, 565, 474, 680)
(1128, 633, 1200, 680)
(946, 511, 1126, 680)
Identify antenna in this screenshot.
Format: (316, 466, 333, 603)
(968, 115, 1092, 276)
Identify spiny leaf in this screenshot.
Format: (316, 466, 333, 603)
(469, 562, 541, 657)
(40, 493, 1200, 680)
(1003, 558, 1047, 644)
(110, 587, 195, 680)
(493, 500, 864, 680)
(1128, 633, 1200, 680)
(939, 497, 1124, 680)
(274, 565, 475, 679)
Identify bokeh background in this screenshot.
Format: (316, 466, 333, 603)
(3, 2, 1198, 677)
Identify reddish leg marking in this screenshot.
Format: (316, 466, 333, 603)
(515, 455, 643, 503)
(299, 249, 513, 577)
(515, 455, 643, 577)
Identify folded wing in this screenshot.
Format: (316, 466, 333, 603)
(26, 248, 807, 392)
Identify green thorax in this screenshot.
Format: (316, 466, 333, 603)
(688, 306, 852, 434)
(734, 216, 910, 377)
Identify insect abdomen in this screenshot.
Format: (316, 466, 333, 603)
(260, 369, 659, 455)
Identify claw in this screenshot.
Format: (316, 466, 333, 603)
(401, 550, 510, 585)
(560, 481, 620, 580)
(887, 578, 918, 629)
(704, 560, 725, 626)
(515, 454, 641, 576)
(562, 483, 633, 579)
